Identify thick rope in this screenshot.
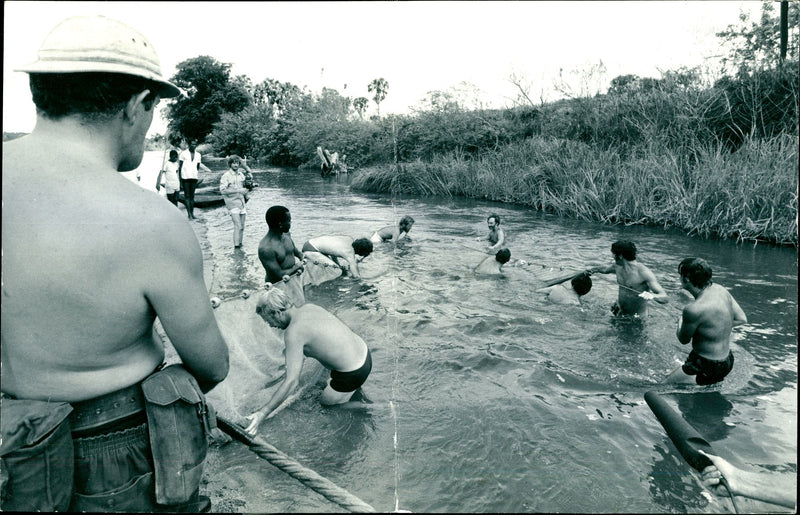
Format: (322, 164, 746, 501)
(216, 416, 376, 513)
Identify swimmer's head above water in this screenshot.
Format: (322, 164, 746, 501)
(495, 248, 511, 264)
(571, 272, 593, 296)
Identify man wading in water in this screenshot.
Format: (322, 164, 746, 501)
(586, 240, 668, 317)
(2, 16, 229, 512)
(665, 257, 746, 385)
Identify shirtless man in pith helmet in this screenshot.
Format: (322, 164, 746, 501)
(2, 15, 228, 512)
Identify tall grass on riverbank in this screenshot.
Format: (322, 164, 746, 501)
(351, 134, 798, 245)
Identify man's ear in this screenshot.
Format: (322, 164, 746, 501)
(123, 90, 153, 123)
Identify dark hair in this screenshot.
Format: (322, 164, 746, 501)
(352, 238, 373, 257)
(488, 213, 501, 224)
(29, 72, 158, 121)
(169, 149, 178, 159)
(571, 272, 593, 296)
(495, 248, 511, 264)
(679, 257, 713, 288)
(611, 240, 637, 261)
(400, 216, 414, 230)
(265, 205, 290, 229)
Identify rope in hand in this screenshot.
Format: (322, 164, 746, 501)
(216, 416, 376, 513)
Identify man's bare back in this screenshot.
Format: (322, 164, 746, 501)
(286, 304, 368, 372)
(679, 283, 743, 360)
(2, 135, 228, 401)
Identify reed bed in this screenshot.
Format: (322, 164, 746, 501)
(351, 134, 797, 246)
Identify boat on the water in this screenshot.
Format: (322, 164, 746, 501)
(179, 186, 225, 207)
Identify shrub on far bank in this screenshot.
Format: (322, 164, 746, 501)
(351, 133, 797, 246)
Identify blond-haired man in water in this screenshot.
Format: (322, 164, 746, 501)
(245, 288, 372, 436)
(586, 240, 668, 316)
(2, 16, 228, 512)
(370, 215, 414, 244)
(665, 257, 746, 385)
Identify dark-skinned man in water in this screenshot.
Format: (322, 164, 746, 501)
(586, 240, 668, 316)
(665, 257, 746, 385)
(258, 205, 305, 284)
(2, 15, 229, 512)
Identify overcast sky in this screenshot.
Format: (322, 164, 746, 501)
(4, 1, 762, 136)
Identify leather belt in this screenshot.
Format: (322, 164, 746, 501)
(69, 382, 145, 433)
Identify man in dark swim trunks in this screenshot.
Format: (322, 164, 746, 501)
(245, 288, 372, 436)
(665, 258, 747, 385)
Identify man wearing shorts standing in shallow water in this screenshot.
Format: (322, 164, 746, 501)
(245, 288, 372, 436)
(1, 16, 229, 512)
(586, 240, 668, 316)
(665, 258, 747, 385)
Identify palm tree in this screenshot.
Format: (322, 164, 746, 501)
(353, 97, 369, 120)
(367, 78, 389, 117)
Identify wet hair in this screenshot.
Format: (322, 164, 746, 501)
(169, 149, 179, 159)
(495, 248, 511, 264)
(571, 272, 593, 296)
(487, 213, 501, 224)
(611, 240, 637, 261)
(399, 216, 414, 231)
(679, 257, 713, 289)
(352, 238, 373, 257)
(256, 288, 292, 315)
(29, 72, 158, 122)
(228, 154, 242, 167)
(265, 205, 290, 229)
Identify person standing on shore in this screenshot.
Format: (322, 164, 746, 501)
(178, 139, 212, 220)
(586, 240, 668, 316)
(2, 15, 229, 512)
(219, 155, 252, 248)
(665, 257, 746, 385)
(156, 149, 181, 206)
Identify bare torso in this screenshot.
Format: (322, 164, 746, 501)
(2, 137, 174, 401)
(474, 256, 503, 275)
(259, 231, 300, 283)
(614, 262, 653, 315)
(546, 284, 580, 305)
(684, 284, 739, 360)
(287, 304, 367, 373)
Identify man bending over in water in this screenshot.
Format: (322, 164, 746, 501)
(587, 240, 668, 316)
(245, 288, 372, 436)
(474, 248, 519, 275)
(665, 258, 746, 385)
(370, 215, 414, 244)
(302, 235, 373, 278)
(258, 205, 305, 284)
(536, 272, 593, 305)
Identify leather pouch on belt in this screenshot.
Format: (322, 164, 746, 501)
(141, 364, 214, 505)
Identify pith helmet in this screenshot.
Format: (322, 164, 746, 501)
(16, 15, 180, 98)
